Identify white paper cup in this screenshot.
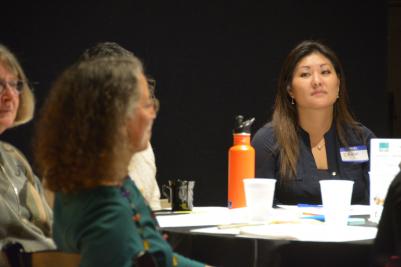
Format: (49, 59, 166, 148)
(243, 178, 276, 222)
(319, 180, 354, 227)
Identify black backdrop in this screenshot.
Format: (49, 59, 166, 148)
(1, 1, 388, 206)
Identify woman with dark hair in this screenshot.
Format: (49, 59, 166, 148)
(34, 57, 207, 266)
(252, 40, 375, 205)
(0, 44, 55, 252)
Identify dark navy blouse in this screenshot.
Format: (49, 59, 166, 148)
(251, 122, 375, 205)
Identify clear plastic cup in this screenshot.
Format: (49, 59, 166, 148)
(243, 178, 276, 222)
(319, 180, 354, 227)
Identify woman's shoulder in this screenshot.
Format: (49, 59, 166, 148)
(253, 121, 276, 141)
(253, 122, 275, 138)
(0, 141, 37, 182)
(57, 187, 130, 221)
(0, 141, 27, 160)
(252, 122, 278, 150)
(55, 187, 133, 241)
(355, 122, 375, 137)
(61, 186, 126, 206)
(55, 188, 138, 266)
(0, 140, 17, 151)
(342, 122, 376, 143)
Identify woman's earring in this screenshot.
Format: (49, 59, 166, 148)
(291, 97, 295, 105)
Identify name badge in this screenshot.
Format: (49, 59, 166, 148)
(340, 145, 369, 162)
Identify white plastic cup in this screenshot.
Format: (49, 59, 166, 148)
(319, 180, 354, 227)
(243, 178, 276, 222)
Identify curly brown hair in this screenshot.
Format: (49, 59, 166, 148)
(34, 57, 143, 193)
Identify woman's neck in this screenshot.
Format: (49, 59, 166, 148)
(298, 107, 333, 139)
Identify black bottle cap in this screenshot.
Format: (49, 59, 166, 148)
(233, 115, 255, 134)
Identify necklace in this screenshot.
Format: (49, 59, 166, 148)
(316, 140, 325, 150)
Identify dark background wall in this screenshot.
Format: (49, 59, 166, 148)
(1, 1, 391, 206)
(389, 1, 401, 136)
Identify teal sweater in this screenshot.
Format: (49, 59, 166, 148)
(53, 178, 204, 267)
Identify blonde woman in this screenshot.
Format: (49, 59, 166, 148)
(0, 44, 55, 251)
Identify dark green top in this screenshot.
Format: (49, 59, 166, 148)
(53, 177, 204, 267)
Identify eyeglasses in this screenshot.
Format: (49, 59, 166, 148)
(147, 77, 160, 112)
(147, 78, 156, 92)
(0, 79, 24, 95)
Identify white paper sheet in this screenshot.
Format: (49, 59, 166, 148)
(239, 224, 377, 242)
(156, 207, 249, 228)
(277, 204, 372, 216)
(190, 226, 241, 235)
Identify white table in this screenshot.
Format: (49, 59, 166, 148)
(157, 206, 377, 267)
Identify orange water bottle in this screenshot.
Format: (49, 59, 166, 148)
(228, 115, 255, 208)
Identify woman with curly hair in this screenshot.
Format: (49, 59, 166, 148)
(34, 56, 207, 267)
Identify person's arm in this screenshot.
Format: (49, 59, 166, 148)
(127, 178, 210, 267)
(76, 200, 143, 267)
(128, 144, 162, 211)
(143, 144, 162, 211)
(8, 143, 54, 239)
(361, 125, 377, 203)
(149, 180, 162, 211)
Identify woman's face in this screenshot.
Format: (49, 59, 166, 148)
(126, 73, 156, 152)
(289, 52, 340, 111)
(0, 63, 20, 134)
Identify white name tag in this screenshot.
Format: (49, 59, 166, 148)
(340, 145, 369, 162)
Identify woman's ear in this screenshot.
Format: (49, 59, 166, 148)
(337, 77, 341, 93)
(287, 85, 294, 98)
